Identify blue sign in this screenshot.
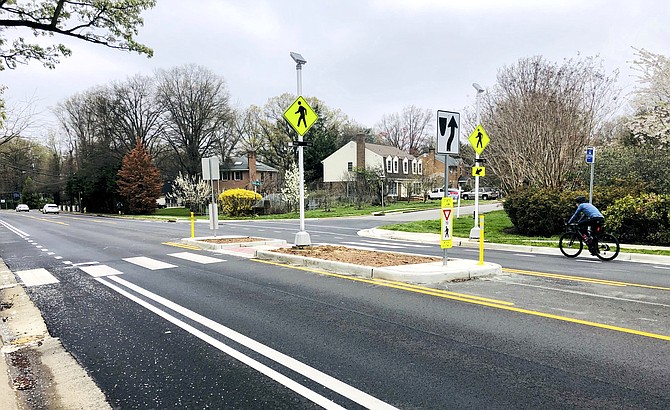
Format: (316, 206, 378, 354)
(13, 191, 20, 200)
(585, 146, 595, 164)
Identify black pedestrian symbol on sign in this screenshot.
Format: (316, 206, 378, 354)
(476, 131, 483, 149)
(295, 101, 307, 127)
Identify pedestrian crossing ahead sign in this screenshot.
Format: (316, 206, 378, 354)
(284, 96, 318, 136)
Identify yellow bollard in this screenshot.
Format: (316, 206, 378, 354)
(478, 215, 485, 265)
(190, 212, 195, 238)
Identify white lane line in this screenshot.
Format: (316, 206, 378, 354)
(513, 254, 536, 258)
(123, 257, 177, 270)
(62, 261, 72, 265)
(96, 277, 347, 410)
(35, 245, 43, 248)
(167, 252, 225, 264)
(40, 249, 49, 252)
(102, 276, 396, 410)
(15, 268, 59, 287)
(79, 265, 123, 277)
(73, 261, 100, 267)
(0, 220, 30, 238)
(653, 266, 670, 270)
(357, 240, 431, 249)
(47, 252, 55, 255)
(54, 256, 63, 260)
(343, 241, 404, 249)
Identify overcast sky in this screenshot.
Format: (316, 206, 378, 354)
(3, 0, 669, 139)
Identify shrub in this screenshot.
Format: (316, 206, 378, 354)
(219, 189, 262, 217)
(503, 188, 577, 236)
(603, 193, 670, 245)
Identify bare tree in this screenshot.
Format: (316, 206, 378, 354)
(375, 105, 432, 155)
(481, 55, 620, 191)
(155, 64, 233, 177)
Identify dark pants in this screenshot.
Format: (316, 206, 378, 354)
(578, 217, 605, 237)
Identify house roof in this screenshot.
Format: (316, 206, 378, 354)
(365, 143, 418, 159)
(220, 156, 279, 172)
(423, 153, 460, 167)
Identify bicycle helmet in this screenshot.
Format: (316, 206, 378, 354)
(575, 195, 587, 204)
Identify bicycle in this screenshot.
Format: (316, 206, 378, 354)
(559, 223, 620, 261)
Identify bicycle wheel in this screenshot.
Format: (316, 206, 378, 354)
(594, 233, 620, 261)
(559, 232, 583, 257)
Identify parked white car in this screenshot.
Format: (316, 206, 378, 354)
(41, 204, 60, 214)
(15, 204, 29, 212)
(427, 188, 460, 200)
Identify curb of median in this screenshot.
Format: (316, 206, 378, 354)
(182, 236, 287, 250)
(254, 250, 503, 284)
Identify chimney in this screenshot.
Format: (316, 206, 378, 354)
(356, 133, 366, 170)
(248, 151, 257, 183)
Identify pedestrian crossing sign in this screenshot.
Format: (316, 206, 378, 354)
(468, 124, 490, 155)
(283, 96, 318, 136)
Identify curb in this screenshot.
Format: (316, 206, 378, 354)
(254, 250, 503, 284)
(359, 228, 670, 265)
(182, 236, 287, 250)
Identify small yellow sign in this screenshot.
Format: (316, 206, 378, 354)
(472, 166, 485, 177)
(468, 124, 490, 155)
(283, 96, 318, 136)
(440, 197, 454, 249)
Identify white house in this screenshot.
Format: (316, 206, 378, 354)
(322, 134, 423, 198)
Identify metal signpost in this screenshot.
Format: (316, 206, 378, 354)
(586, 146, 595, 203)
(284, 52, 318, 247)
(201, 156, 220, 236)
(467, 124, 489, 238)
(440, 197, 454, 265)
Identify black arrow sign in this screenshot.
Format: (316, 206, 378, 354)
(447, 116, 459, 151)
(474, 168, 483, 176)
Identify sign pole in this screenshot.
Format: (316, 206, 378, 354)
(586, 146, 595, 204)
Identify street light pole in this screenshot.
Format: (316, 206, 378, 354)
(470, 82, 485, 239)
(290, 51, 311, 247)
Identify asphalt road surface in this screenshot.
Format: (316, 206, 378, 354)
(0, 209, 668, 409)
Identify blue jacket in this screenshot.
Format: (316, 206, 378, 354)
(568, 203, 603, 224)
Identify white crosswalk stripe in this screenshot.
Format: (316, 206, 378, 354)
(123, 257, 177, 270)
(79, 265, 124, 277)
(15, 268, 59, 287)
(168, 252, 225, 264)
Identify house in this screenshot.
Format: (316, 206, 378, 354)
(421, 147, 465, 189)
(214, 151, 279, 194)
(322, 134, 423, 199)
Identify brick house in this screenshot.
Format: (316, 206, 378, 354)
(421, 147, 465, 190)
(214, 151, 279, 194)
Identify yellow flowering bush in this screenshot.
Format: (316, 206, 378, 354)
(219, 189, 262, 216)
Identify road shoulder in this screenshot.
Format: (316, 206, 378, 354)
(0, 259, 111, 409)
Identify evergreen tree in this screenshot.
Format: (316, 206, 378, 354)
(117, 139, 162, 214)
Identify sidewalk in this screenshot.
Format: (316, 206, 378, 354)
(358, 228, 670, 265)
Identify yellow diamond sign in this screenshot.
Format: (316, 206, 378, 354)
(468, 124, 490, 155)
(284, 96, 318, 136)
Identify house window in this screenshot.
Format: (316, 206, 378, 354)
(222, 172, 229, 180)
(393, 157, 398, 173)
(233, 171, 242, 180)
(347, 162, 353, 171)
(388, 182, 398, 195)
(418, 160, 423, 175)
(386, 158, 392, 173)
(403, 158, 409, 174)
(412, 160, 417, 174)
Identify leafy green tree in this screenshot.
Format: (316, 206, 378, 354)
(0, 0, 155, 71)
(117, 140, 162, 214)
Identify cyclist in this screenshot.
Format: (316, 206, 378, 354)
(568, 195, 605, 254)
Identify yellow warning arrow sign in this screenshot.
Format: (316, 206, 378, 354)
(283, 96, 318, 136)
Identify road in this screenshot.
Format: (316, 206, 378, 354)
(1, 209, 669, 408)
